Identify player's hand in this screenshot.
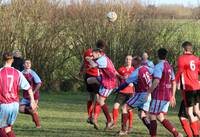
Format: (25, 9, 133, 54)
(30, 101, 37, 111)
(128, 83, 134, 87)
(170, 96, 176, 108)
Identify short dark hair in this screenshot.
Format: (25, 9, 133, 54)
(96, 39, 107, 50)
(92, 48, 102, 53)
(24, 59, 31, 63)
(133, 56, 142, 64)
(182, 41, 192, 51)
(158, 48, 168, 60)
(3, 52, 13, 62)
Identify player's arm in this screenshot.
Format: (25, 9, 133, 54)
(147, 64, 162, 93)
(32, 71, 42, 93)
(170, 68, 176, 107)
(115, 70, 138, 92)
(175, 57, 183, 82)
(85, 57, 98, 68)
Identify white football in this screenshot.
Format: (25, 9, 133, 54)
(106, 11, 117, 22)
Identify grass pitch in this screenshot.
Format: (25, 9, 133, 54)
(15, 91, 185, 137)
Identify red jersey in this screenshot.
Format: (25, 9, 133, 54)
(83, 49, 99, 76)
(176, 53, 200, 91)
(22, 69, 42, 100)
(118, 66, 135, 94)
(152, 60, 175, 101)
(0, 67, 31, 104)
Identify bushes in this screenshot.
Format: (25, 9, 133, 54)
(0, 0, 199, 91)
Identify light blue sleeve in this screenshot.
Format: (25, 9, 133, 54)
(171, 69, 175, 81)
(19, 72, 31, 90)
(125, 68, 139, 84)
(153, 63, 163, 79)
(31, 70, 42, 84)
(148, 60, 154, 68)
(96, 56, 107, 68)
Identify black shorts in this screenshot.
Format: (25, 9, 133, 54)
(182, 90, 200, 107)
(84, 73, 99, 93)
(178, 100, 188, 118)
(178, 100, 200, 118)
(114, 92, 132, 105)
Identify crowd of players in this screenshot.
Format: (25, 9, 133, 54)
(0, 51, 42, 137)
(80, 40, 200, 137)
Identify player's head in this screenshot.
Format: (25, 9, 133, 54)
(92, 48, 102, 59)
(182, 41, 193, 53)
(24, 59, 32, 69)
(157, 48, 168, 60)
(125, 55, 132, 66)
(13, 50, 22, 58)
(142, 52, 148, 60)
(3, 52, 14, 64)
(132, 56, 142, 68)
(96, 39, 107, 50)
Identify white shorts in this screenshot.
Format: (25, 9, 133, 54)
(98, 86, 113, 98)
(149, 99, 170, 115)
(127, 92, 151, 112)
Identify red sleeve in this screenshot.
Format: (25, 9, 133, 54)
(175, 56, 183, 81)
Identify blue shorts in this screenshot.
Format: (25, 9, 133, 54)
(149, 99, 170, 115)
(98, 86, 113, 98)
(0, 102, 19, 128)
(127, 92, 151, 112)
(20, 98, 31, 107)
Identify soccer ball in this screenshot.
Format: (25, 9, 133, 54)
(106, 11, 117, 22)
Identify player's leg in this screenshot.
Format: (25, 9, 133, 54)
(93, 94, 101, 128)
(184, 91, 199, 137)
(193, 91, 200, 119)
(86, 91, 95, 124)
(112, 102, 120, 127)
(3, 103, 19, 137)
(31, 100, 41, 128)
(98, 96, 112, 129)
(178, 100, 193, 137)
(138, 93, 151, 131)
(149, 114, 157, 137)
(138, 110, 150, 131)
(87, 77, 100, 85)
(157, 113, 181, 137)
(118, 104, 129, 136)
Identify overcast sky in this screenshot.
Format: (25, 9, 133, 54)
(1, 0, 200, 7)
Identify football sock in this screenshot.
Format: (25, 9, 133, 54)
(32, 112, 40, 127)
(94, 101, 101, 123)
(142, 117, 151, 130)
(102, 104, 111, 123)
(112, 108, 118, 125)
(128, 110, 133, 128)
(87, 100, 93, 119)
(190, 120, 199, 136)
(122, 113, 128, 131)
(180, 119, 193, 137)
(150, 120, 157, 137)
(161, 119, 178, 137)
(0, 128, 8, 137)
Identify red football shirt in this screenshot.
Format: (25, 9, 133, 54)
(83, 49, 99, 76)
(0, 67, 31, 103)
(118, 66, 135, 94)
(176, 53, 200, 91)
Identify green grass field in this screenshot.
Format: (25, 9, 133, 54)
(14, 91, 185, 137)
